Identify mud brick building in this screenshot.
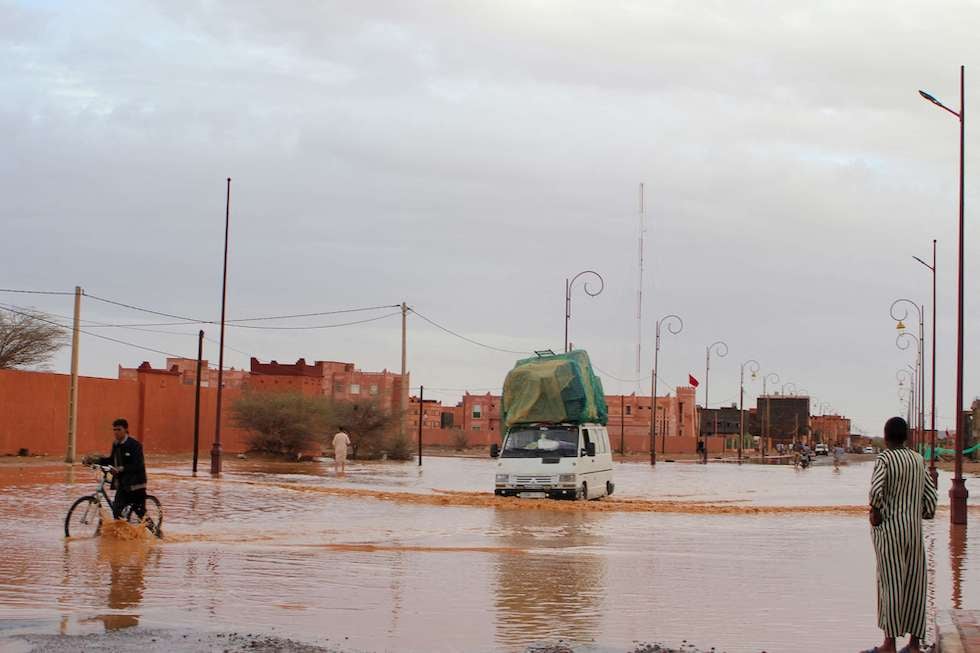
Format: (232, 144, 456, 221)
(754, 395, 811, 443)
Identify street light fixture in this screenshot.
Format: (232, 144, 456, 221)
(738, 359, 760, 463)
(564, 270, 604, 353)
(919, 66, 968, 524)
(650, 314, 683, 464)
(913, 241, 939, 486)
(891, 299, 925, 451)
(704, 340, 729, 464)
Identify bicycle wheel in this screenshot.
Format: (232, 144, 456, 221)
(125, 495, 163, 537)
(65, 496, 103, 538)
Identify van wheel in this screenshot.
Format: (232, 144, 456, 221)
(606, 481, 614, 497)
(577, 482, 588, 501)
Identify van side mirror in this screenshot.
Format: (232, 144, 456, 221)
(490, 443, 500, 458)
(585, 442, 596, 457)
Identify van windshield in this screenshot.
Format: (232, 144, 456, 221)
(501, 427, 579, 458)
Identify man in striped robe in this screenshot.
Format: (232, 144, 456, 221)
(863, 416, 937, 653)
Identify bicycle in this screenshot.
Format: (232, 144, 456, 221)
(64, 465, 163, 538)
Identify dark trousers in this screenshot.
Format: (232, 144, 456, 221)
(112, 487, 147, 520)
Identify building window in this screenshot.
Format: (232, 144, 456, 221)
(334, 383, 344, 394)
(472, 404, 482, 419)
(625, 405, 632, 416)
(369, 384, 379, 396)
(350, 383, 360, 394)
(472, 425, 481, 431)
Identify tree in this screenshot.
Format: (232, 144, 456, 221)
(326, 398, 403, 459)
(231, 391, 329, 458)
(0, 309, 66, 369)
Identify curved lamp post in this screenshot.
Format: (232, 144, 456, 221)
(650, 314, 683, 465)
(781, 382, 798, 395)
(704, 340, 728, 464)
(919, 65, 968, 525)
(738, 359, 760, 462)
(892, 299, 925, 451)
(564, 270, 604, 353)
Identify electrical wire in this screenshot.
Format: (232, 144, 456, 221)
(82, 292, 402, 329)
(407, 308, 531, 355)
(0, 305, 189, 359)
(0, 288, 76, 296)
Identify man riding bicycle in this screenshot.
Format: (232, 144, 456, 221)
(82, 418, 148, 521)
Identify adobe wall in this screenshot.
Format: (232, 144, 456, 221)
(0, 368, 251, 457)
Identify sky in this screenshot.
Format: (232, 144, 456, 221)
(2, 0, 979, 435)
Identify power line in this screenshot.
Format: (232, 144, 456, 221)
(408, 308, 531, 355)
(0, 288, 75, 296)
(82, 292, 401, 330)
(0, 305, 189, 359)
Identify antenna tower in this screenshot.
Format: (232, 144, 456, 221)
(636, 183, 645, 386)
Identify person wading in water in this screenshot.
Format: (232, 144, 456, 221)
(861, 416, 937, 653)
(82, 418, 148, 521)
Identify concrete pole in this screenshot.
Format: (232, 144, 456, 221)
(65, 286, 82, 464)
(401, 302, 408, 439)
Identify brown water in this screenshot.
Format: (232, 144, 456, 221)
(0, 457, 976, 652)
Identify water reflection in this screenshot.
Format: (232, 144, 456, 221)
(91, 540, 154, 630)
(950, 524, 967, 610)
(492, 510, 606, 649)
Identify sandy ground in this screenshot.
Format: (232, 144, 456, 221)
(1, 629, 341, 652)
(1, 630, 717, 653)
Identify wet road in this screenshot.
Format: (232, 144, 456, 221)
(0, 456, 976, 652)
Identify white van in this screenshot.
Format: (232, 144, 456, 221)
(490, 423, 614, 500)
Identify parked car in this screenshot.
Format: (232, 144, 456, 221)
(814, 443, 829, 456)
(863, 446, 876, 454)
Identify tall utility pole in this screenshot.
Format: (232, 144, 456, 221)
(761, 373, 779, 458)
(192, 329, 204, 474)
(649, 367, 657, 466)
(918, 65, 968, 524)
(417, 385, 423, 466)
(620, 395, 625, 455)
(211, 177, 231, 476)
(65, 285, 82, 464)
(401, 302, 408, 440)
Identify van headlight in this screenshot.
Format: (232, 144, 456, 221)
(559, 474, 576, 483)
(495, 474, 510, 483)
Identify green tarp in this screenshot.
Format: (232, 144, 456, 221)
(501, 350, 608, 429)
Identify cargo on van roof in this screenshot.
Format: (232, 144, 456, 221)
(501, 349, 607, 429)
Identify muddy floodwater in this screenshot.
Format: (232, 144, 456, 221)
(0, 456, 977, 652)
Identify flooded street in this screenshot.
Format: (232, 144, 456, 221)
(0, 456, 977, 652)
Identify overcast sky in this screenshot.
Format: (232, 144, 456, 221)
(3, 0, 979, 435)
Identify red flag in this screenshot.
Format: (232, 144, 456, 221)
(689, 374, 700, 388)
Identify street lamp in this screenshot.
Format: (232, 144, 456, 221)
(919, 66, 968, 524)
(564, 271, 604, 353)
(211, 177, 232, 476)
(781, 382, 798, 395)
(738, 359, 760, 463)
(760, 372, 780, 459)
(650, 314, 683, 465)
(892, 299, 925, 451)
(704, 340, 728, 464)
(897, 367, 917, 440)
(897, 331, 924, 451)
(913, 241, 939, 486)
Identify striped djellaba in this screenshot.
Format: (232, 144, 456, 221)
(869, 447, 938, 639)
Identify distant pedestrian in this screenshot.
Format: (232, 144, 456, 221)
(332, 427, 351, 476)
(861, 417, 937, 653)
